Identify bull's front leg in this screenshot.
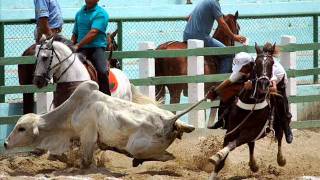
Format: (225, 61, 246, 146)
(72, 105, 100, 169)
(79, 122, 98, 168)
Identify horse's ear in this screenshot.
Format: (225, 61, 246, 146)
(47, 36, 54, 47)
(235, 11, 239, 19)
(110, 29, 118, 39)
(39, 34, 47, 44)
(272, 42, 276, 52)
(255, 42, 263, 54)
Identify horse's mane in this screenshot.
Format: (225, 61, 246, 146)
(52, 35, 87, 62)
(52, 35, 76, 53)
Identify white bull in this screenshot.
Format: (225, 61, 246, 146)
(4, 81, 204, 168)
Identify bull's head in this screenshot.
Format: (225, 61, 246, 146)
(4, 114, 40, 150)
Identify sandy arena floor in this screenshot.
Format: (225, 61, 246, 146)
(1, 129, 320, 180)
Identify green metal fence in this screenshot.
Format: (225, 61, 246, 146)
(0, 12, 319, 103)
(1, 42, 320, 129)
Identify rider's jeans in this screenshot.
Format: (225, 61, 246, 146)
(78, 47, 111, 95)
(183, 32, 233, 73)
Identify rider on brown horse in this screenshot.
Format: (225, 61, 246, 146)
(209, 48, 293, 144)
(183, 0, 247, 73)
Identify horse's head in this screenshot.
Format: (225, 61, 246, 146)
(33, 35, 73, 88)
(253, 42, 275, 98)
(106, 29, 121, 69)
(213, 11, 240, 46)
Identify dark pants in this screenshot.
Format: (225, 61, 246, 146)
(183, 32, 233, 73)
(276, 78, 292, 129)
(78, 47, 111, 95)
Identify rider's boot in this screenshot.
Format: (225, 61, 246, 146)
(207, 80, 232, 129)
(98, 72, 111, 95)
(208, 101, 228, 129)
(284, 112, 293, 144)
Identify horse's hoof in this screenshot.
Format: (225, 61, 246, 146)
(208, 172, 218, 180)
(132, 158, 143, 167)
(209, 155, 220, 166)
(277, 157, 286, 167)
(250, 164, 259, 172)
(249, 161, 259, 172)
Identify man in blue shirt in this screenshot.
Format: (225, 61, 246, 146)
(34, 0, 63, 43)
(72, 0, 111, 95)
(183, 0, 247, 73)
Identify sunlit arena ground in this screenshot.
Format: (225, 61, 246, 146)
(1, 129, 320, 180)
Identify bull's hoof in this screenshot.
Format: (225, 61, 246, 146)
(209, 154, 221, 166)
(132, 158, 143, 167)
(81, 159, 92, 169)
(48, 153, 68, 163)
(277, 156, 286, 167)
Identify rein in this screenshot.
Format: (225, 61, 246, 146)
(226, 53, 273, 138)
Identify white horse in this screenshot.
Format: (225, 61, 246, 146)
(33, 35, 134, 107)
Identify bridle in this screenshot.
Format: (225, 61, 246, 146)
(36, 41, 76, 82)
(249, 53, 273, 101)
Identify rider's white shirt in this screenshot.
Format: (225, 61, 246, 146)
(271, 59, 287, 84)
(229, 54, 287, 85)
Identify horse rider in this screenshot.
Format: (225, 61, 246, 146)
(72, 0, 111, 95)
(34, 0, 63, 43)
(264, 43, 293, 144)
(183, 0, 247, 74)
(208, 50, 293, 144)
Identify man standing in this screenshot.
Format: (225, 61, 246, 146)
(71, 0, 111, 95)
(34, 0, 63, 43)
(183, 0, 247, 73)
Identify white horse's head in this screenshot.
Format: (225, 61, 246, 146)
(33, 35, 75, 88)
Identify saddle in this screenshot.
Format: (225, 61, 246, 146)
(77, 53, 98, 82)
(82, 59, 98, 82)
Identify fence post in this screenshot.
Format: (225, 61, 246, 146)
(280, 35, 297, 121)
(313, 15, 319, 83)
(117, 21, 123, 70)
(36, 92, 53, 114)
(0, 22, 4, 103)
(187, 39, 205, 128)
(138, 41, 155, 99)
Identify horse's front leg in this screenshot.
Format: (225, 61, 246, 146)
(248, 142, 259, 172)
(277, 134, 286, 166)
(209, 140, 237, 180)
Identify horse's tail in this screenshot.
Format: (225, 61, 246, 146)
(130, 84, 162, 105)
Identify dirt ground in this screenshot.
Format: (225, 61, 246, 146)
(1, 129, 320, 180)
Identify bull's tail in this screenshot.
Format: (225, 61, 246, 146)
(130, 83, 163, 105)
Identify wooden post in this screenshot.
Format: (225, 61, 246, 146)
(187, 39, 205, 128)
(36, 92, 53, 114)
(280, 35, 297, 121)
(138, 41, 155, 99)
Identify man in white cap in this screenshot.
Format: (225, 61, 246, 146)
(209, 50, 293, 144)
(209, 52, 254, 129)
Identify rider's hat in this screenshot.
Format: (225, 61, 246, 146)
(232, 52, 254, 72)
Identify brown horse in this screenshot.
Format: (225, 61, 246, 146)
(155, 12, 239, 121)
(208, 43, 286, 179)
(19, 30, 119, 114)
